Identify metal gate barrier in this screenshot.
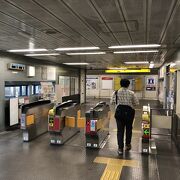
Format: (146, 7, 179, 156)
(85, 102, 111, 148)
(21, 100, 54, 142)
(150, 108, 173, 137)
(141, 106, 173, 154)
(48, 100, 80, 145)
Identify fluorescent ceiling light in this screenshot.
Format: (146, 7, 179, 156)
(109, 44, 161, 49)
(63, 63, 89, 65)
(124, 61, 149, 64)
(25, 53, 60, 56)
(114, 50, 158, 54)
(55, 47, 99, 51)
(8, 49, 48, 52)
(66, 52, 106, 55)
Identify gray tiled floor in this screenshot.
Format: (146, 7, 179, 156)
(0, 99, 179, 180)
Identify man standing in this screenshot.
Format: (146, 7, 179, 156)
(111, 79, 139, 155)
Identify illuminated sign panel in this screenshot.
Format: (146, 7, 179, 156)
(105, 69, 151, 73)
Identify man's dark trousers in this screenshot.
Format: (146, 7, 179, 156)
(115, 105, 135, 149)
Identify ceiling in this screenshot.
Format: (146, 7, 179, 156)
(0, 0, 179, 69)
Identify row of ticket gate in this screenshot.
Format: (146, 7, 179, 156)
(20, 100, 111, 148)
(20, 100, 153, 153)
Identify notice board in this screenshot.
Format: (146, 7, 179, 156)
(101, 77, 113, 90)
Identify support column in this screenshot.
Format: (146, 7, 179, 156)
(80, 69, 86, 104)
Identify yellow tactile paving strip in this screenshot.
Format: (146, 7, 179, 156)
(94, 157, 139, 180)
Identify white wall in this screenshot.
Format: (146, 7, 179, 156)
(86, 74, 158, 99)
(86, 75, 114, 98)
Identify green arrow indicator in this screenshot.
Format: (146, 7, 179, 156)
(144, 129, 150, 135)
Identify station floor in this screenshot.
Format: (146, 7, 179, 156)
(0, 99, 180, 180)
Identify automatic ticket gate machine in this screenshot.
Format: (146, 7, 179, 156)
(85, 102, 111, 148)
(48, 100, 80, 145)
(21, 100, 54, 142)
(141, 105, 151, 154)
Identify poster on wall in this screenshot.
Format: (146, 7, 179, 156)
(102, 77, 113, 90)
(47, 67, 56, 80)
(135, 78, 143, 91)
(146, 77, 156, 91)
(40, 82, 55, 100)
(86, 78, 98, 90)
(114, 77, 121, 90)
(59, 76, 70, 96)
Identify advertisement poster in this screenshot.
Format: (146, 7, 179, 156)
(86, 78, 98, 90)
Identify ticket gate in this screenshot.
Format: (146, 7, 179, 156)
(85, 102, 111, 148)
(141, 105, 151, 154)
(48, 100, 80, 145)
(21, 100, 54, 142)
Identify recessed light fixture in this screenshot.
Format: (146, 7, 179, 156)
(124, 61, 149, 64)
(25, 53, 60, 56)
(66, 52, 106, 55)
(114, 50, 158, 54)
(55, 47, 100, 51)
(109, 44, 161, 49)
(63, 63, 89, 65)
(170, 63, 176, 67)
(149, 62, 155, 68)
(7, 49, 48, 52)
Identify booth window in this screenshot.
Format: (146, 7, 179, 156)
(15, 86, 20, 97)
(35, 85, 41, 94)
(21, 86, 27, 96)
(5, 86, 20, 97)
(5, 87, 15, 97)
(27, 85, 35, 96)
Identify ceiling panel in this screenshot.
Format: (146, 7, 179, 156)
(2, 0, 82, 46)
(148, 0, 174, 44)
(113, 32, 132, 45)
(6, 0, 86, 43)
(121, 0, 145, 44)
(93, 0, 124, 22)
(163, 5, 180, 45)
(64, 0, 122, 45)
(0, 13, 64, 49)
(33, 0, 108, 46)
(0, 0, 178, 68)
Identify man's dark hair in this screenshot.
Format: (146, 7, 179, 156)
(120, 79, 130, 88)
